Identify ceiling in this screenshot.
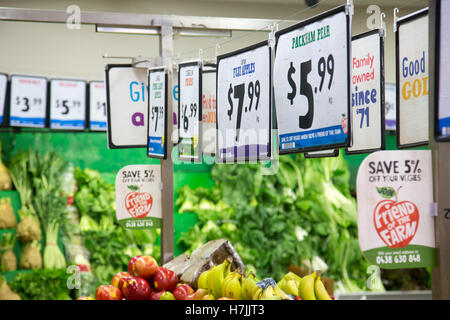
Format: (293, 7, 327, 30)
(202, 0, 427, 8)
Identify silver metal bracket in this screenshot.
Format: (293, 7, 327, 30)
(379, 12, 386, 38)
(346, 0, 354, 16)
(393, 8, 399, 33)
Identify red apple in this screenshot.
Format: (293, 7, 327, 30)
(95, 285, 123, 300)
(373, 199, 419, 249)
(173, 283, 194, 300)
(128, 255, 142, 275)
(122, 277, 152, 300)
(111, 272, 132, 289)
(130, 256, 158, 279)
(153, 267, 178, 292)
(150, 290, 165, 300)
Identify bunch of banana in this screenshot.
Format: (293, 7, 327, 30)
(298, 272, 332, 300)
(277, 272, 302, 296)
(252, 278, 291, 300)
(222, 271, 242, 299)
(197, 258, 232, 299)
(240, 272, 258, 300)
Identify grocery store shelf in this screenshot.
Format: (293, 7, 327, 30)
(335, 290, 432, 300)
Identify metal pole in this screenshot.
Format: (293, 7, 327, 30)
(429, 0, 450, 300)
(159, 23, 175, 265)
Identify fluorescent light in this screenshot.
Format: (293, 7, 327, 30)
(96, 25, 231, 37)
(96, 25, 159, 35)
(176, 28, 232, 37)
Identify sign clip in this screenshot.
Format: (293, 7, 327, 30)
(268, 23, 278, 48)
(393, 8, 399, 33)
(346, 0, 354, 16)
(379, 12, 386, 38)
(430, 202, 438, 217)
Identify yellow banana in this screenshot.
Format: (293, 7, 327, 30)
(197, 269, 211, 290)
(298, 272, 317, 300)
(260, 286, 276, 299)
(252, 286, 262, 300)
(222, 272, 242, 299)
(207, 259, 231, 299)
(273, 284, 290, 299)
(283, 272, 302, 283)
(202, 293, 215, 300)
(314, 275, 332, 300)
(241, 273, 258, 300)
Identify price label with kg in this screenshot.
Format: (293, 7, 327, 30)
(274, 6, 351, 153)
(178, 61, 202, 162)
(216, 41, 272, 162)
(50, 79, 87, 130)
(9, 75, 48, 128)
(147, 67, 167, 159)
(89, 81, 107, 131)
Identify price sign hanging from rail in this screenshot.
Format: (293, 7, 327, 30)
(89, 81, 107, 131)
(50, 78, 87, 130)
(346, 29, 385, 155)
(106, 65, 149, 148)
(216, 41, 272, 162)
(436, 0, 450, 141)
(178, 61, 202, 162)
(0, 74, 7, 126)
(357, 150, 436, 269)
(147, 67, 167, 159)
(202, 66, 217, 155)
(274, 6, 351, 154)
(9, 75, 48, 128)
(396, 8, 429, 148)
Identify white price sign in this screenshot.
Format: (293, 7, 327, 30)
(89, 81, 107, 131)
(347, 30, 385, 155)
(147, 67, 167, 159)
(0, 74, 7, 126)
(50, 79, 86, 130)
(274, 6, 351, 153)
(106, 65, 148, 148)
(202, 67, 217, 155)
(178, 61, 202, 161)
(436, 0, 450, 140)
(216, 41, 272, 162)
(396, 8, 429, 148)
(9, 75, 47, 128)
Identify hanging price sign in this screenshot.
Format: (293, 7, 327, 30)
(9, 75, 48, 128)
(346, 29, 385, 155)
(357, 150, 436, 269)
(89, 81, 107, 131)
(396, 8, 429, 148)
(216, 41, 272, 162)
(435, 0, 450, 140)
(50, 78, 86, 130)
(178, 61, 202, 162)
(274, 6, 351, 154)
(202, 66, 217, 155)
(147, 67, 167, 159)
(0, 74, 7, 126)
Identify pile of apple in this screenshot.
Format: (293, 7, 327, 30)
(80, 255, 211, 300)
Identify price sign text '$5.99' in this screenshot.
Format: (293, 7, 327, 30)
(286, 54, 335, 129)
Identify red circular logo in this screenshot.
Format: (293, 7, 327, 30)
(125, 191, 153, 219)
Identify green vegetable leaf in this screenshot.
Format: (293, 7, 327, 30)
(376, 187, 396, 199)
